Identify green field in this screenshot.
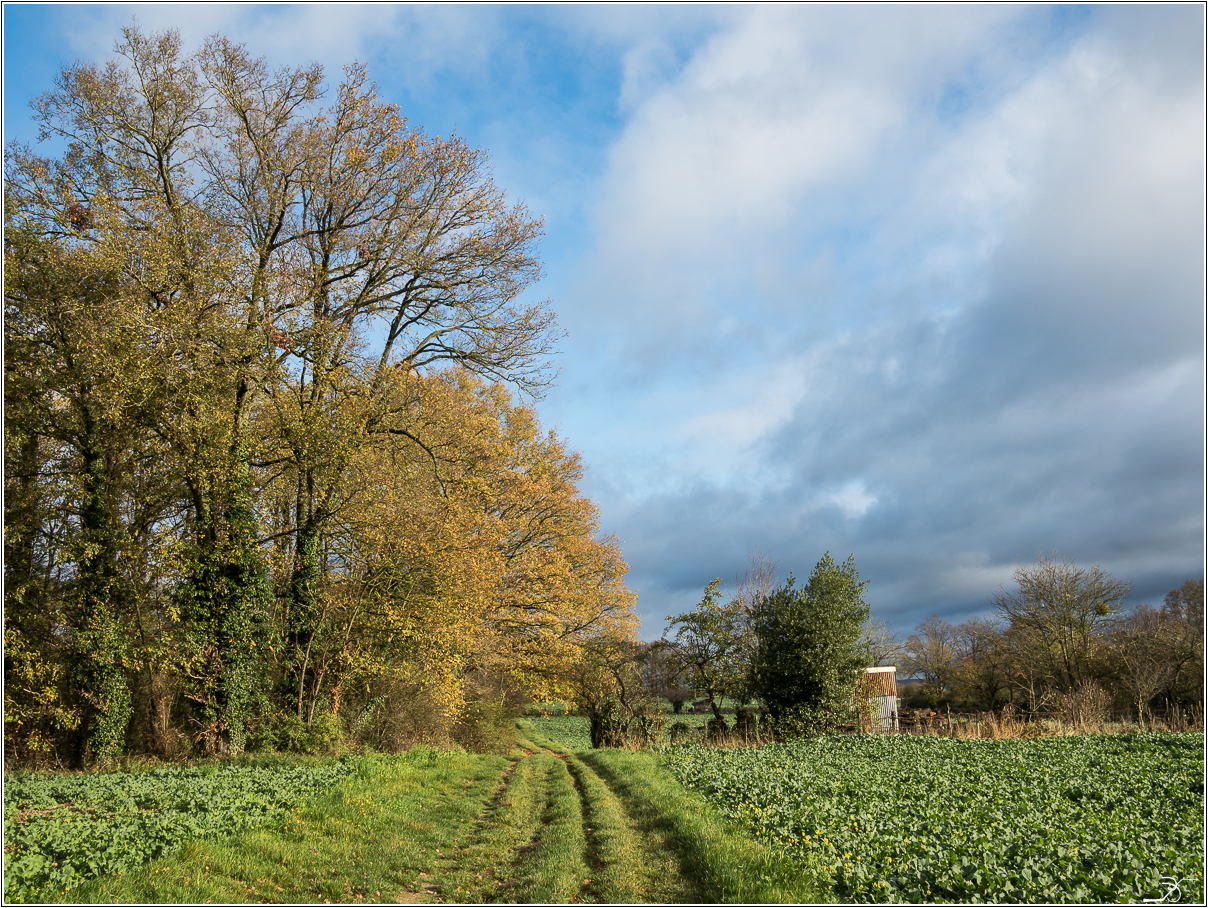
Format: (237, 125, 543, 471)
(3, 757, 357, 902)
(3, 726, 821, 905)
(659, 732, 1205, 904)
(528, 713, 712, 751)
(5, 727, 1203, 904)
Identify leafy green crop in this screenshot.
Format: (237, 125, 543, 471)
(3, 760, 356, 902)
(528, 716, 594, 751)
(659, 733, 1204, 903)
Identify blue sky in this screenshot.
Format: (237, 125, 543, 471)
(5, 4, 1204, 640)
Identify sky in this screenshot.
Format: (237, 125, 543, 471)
(4, 3, 1205, 641)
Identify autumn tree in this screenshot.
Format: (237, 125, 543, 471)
(568, 634, 654, 748)
(257, 369, 636, 748)
(949, 617, 1011, 710)
(5, 25, 633, 766)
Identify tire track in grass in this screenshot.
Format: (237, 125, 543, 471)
(564, 751, 697, 904)
(434, 754, 545, 903)
(582, 748, 825, 903)
(519, 720, 699, 904)
(501, 754, 590, 903)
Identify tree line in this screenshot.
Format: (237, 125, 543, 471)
(573, 553, 1203, 745)
(572, 553, 882, 745)
(4, 27, 637, 768)
(899, 558, 1203, 724)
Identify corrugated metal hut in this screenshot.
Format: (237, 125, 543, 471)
(859, 666, 899, 733)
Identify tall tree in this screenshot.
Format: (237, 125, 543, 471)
(7, 25, 559, 756)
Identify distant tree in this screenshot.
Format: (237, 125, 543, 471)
(1163, 579, 1204, 632)
(949, 617, 1011, 711)
(991, 555, 1130, 694)
(902, 615, 958, 707)
(750, 553, 870, 736)
(1160, 580, 1204, 709)
(859, 617, 906, 668)
(727, 552, 779, 706)
(1108, 605, 1177, 728)
(636, 642, 692, 713)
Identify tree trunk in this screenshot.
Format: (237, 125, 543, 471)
(69, 433, 132, 766)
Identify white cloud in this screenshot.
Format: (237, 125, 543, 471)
(823, 481, 879, 520)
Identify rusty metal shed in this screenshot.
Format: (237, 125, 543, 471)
(859, 666, 899, 733)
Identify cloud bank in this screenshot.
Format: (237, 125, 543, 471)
(548, 5, 1204, 635)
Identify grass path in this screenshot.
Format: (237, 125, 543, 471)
(52, 724, 821, 904)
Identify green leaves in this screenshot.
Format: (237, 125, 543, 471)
(3, 760, 355, 903)
(660, 732, 1205, 904)
(751, 553, 870, 730)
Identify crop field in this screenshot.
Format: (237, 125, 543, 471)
(528, 714, 713, 751)
(659, 732, 1205, 904)
(527, 715, 594, 750)
(3, 758, 356, 902)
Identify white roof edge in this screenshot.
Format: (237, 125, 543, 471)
(865, 666, 896, 672)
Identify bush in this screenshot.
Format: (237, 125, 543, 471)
(270, 711, 344, 755)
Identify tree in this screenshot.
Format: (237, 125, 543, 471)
(858, 617, 905, 668)
(2, 226, 180, 764)
(5, 26, 649, 766)
(750, 553, 870, 735)
(902, 615, 957, 707)
(991, 555, 1130, 694)
(269, 369, 637, 745)
(6, 25, 560, 758)
(663, 579, 748, 731)
(1108, 605, 1176, 729)
(636, 642, 692, 713)
(1160, 580, 1204, 709)
(949, 617, 1011, 711)
(568, 634, 654, 748)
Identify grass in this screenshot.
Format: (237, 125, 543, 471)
(56, 747, 508, 904)
(34, 723, 825, 904)
(520, 717, 824, 903)
(580, 748, 825, 904)
(529, 713, 716, 751)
